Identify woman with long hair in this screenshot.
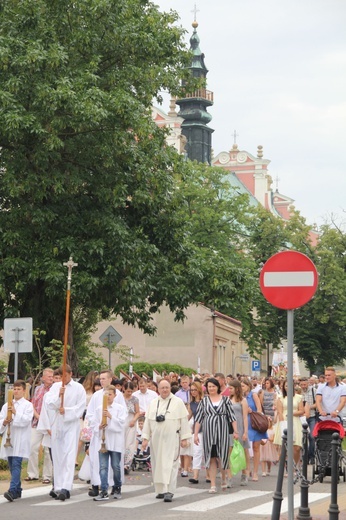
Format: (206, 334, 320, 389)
(123, 381, 141, 473)
(241, 377, 267, 481)
(260, 377, 277, 421)
(273, 379, 304, 465)
(194, 377, 238, 493)
(188, 381, 204, 484)
(228, 379, 250, 486)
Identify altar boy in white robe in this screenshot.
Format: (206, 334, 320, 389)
(0, 380, 34, 502)
(45, 365, 86, 501)
(86, 369, 126, 497)
(91, 385, 127, 501)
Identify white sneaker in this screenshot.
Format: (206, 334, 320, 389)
(240, 475, 248, 486)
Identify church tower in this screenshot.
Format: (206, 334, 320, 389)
(176, 20, 214, 164)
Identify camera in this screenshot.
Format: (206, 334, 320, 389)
(156, 415, 165, 422)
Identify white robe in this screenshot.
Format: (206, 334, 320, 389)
(0, 398, 33, 460)
(45, 380, 86, 491)
(142, 393, 191, 494)
(91, 402, 127, 452)
(86, 388, 127, 486)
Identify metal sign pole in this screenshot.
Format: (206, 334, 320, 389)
(13, 327, 22, 381)
(287, 309, 294, 520)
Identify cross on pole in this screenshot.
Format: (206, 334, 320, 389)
(191, 3, 200, 22)
(233, 129, 239, 144)
(63, 256, 78, 290)
(61, 256, 78, 403)
(275, 175, 280, 191)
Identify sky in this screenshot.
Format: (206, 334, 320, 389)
(155, 0, 346, 228)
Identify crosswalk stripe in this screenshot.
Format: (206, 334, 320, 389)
(0, 484, 86, 505)
(31, 484, 150, 507)
(240, 492, 330, 515)
(101, 486, 205, 509)
(172, 489, 271, 512)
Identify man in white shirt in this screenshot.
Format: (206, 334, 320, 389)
(133, 379, 157, 417)
(315, 367, 346, 422)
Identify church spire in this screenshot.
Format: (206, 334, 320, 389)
(176, 15, 214, 164)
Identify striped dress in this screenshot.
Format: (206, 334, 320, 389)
(195, 395, 236, 469)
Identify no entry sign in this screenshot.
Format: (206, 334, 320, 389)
(260, 251, 318, 310)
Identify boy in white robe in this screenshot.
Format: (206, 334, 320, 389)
(0, 380, 34, 502)
(86, 369, 126, 496)
(44, 365, 86, 501)
(92, 385, 127, 501)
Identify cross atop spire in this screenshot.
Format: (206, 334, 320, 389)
(275, 175, 280, 191)
(233, 129, 239, 145)
(191, 3, 200, 23)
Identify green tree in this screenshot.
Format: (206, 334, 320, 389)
(0, 0, 201, 374)
(241, 206, 315, 358)
(294, 223, 346, 371)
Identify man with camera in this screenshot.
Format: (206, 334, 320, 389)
(141, 379, 191, 503)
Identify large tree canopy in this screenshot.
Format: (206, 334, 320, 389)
(0, 0, 201, 367)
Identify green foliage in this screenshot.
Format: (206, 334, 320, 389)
(294, 223, 346, 370)
(0, 0, 200, 373)
(114, 362, 195, 377)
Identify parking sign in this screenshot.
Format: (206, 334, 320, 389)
(252, 360, 260, 372)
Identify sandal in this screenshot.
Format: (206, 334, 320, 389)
(221, 481, 228, 491)
(208, 486, 217, 494)
(42, 479, 51, 484)
(24, 477, 38, 482)
(252, 475, 259, 482)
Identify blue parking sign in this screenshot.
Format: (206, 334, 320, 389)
(252, 360, 261, 372)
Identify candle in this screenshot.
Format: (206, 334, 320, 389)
(101, 392, 108, 426)
(6, 389, 13, 421)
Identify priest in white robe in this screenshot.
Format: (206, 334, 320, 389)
(141, 379, 191, 502)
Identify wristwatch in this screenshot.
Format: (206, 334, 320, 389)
(335, 409, 339, 413)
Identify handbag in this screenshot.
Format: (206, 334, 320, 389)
(250, 411, 269, 433)
(230, 439, 247, 475)
(80, 418, 92, 442)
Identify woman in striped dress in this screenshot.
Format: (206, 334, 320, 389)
(194, 377, 238, 493)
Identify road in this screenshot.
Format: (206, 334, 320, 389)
(1, 462, 343, 520)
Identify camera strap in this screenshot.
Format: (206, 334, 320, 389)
(156, 398, 172, 418)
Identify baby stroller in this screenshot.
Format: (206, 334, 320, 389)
(131, 435, 151, 472)
(312, 416, 346, 483)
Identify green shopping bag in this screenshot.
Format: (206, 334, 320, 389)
(230, 439, 247, 475)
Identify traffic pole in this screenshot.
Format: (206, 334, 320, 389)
(271, 428, 287, 520)
(297, 423, 312, 520)
(328, 432, 340, 520)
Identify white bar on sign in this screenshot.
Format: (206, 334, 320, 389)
(264, 271, 314, 287)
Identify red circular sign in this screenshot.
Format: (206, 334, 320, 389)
(260, 251, 318, 310)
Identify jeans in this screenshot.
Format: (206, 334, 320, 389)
(8, 456, 23, 497)
(306, 416, 316, 459)
(99, 451, 121, 492)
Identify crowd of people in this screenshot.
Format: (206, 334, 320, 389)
(0, 365, 345, 503)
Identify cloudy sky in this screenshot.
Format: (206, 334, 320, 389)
(155, 0, 346, 228)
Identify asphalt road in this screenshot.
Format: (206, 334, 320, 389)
(0, 463, 343, 520)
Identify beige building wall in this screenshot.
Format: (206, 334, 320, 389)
(90, 304, 247, 376)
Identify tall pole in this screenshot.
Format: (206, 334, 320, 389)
(286, 309, 295, 520)
(62, 257, 78, 403)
